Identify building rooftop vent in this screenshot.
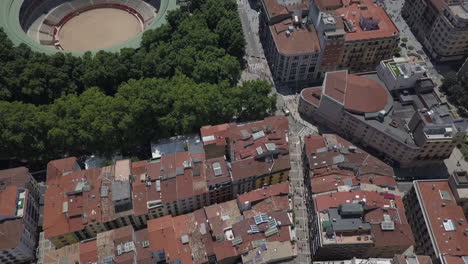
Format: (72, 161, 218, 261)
(381, 221, 395, 231)
(181, 235, 189, 244)
(440, 190, 452, 201)
(265, 226, 279, 237)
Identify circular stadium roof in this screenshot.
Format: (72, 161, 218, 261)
(0, 0, 178, 55)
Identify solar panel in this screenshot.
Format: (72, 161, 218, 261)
(265, 226, 279, 237)
(250, 225, 259, 233)
(254, 215, 263, 225)
(261, 214, 269, 223)
(462, 256, 468, 264)
(232, 236, 243, 246)
(268, 219, 277, 228)
(252, 131, 266, 140)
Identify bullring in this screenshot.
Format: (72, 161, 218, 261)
(0, 0, 178, 55)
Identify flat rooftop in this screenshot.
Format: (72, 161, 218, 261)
(269, 19, 321, 55)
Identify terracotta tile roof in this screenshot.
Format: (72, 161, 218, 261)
(230, 210, 292, 255)
(44, 225, 154, 264)
(148, 215, 193, 263)
(43, 242, 81, 264)
(229, 116, 290, 181)
(46, 157, 78, 182)
(0, 219, 24, 251)
(269, 19, 321, 55)
(324, 71, 347, 103)
(315, 0, 343, 10)
(79, 240, 97, 264)
(200, 123, 232, 146)
(263, 0, 289, 19)
(323, 71, 389, 113)
(205, 157, 230, 187)
(314, 189, 413, 248)
(305, 134, 395, 193)
(415, 181, 468, 258)
(135, 229, 153, 264)
(0, 167, 30, 188)
(237, 182, 289, 205)
(337, 0, 399, 41)
(344, 75, 389, 113)
(205, 200, 242, 237)
(0, 185, 18, 216)
(243, 195, 290, 219)
(145, 184, 295, 264)
(44, 166, 135, 240)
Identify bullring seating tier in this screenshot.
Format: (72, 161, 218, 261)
(3, 0, 176, 54)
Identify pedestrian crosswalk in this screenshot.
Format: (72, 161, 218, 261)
(248, 62, 264, 73)
(297, 126, 316, 138)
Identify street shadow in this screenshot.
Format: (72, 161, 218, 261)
(394, 163, 450, 180)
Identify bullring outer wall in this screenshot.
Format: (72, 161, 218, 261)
(0, 0, 178, 55)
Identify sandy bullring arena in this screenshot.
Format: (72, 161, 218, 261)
(57, 8, 142, 51)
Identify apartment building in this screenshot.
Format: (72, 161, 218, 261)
(42, 183, 294, 264)
(260, 0, 322, 89)
(42, 225, 153, 264)
(0, 167, 40, 264)
(310, 0, 400, 73)
(312, 255, 433, 264)
(201, 115, 291, 194)
(147, 182, 295, 264)
(260, 0, 398, 89)
(303, 134, 397, 194)
(403, 180, 468, 264)
(299, 66, 468, 167)
(44, 116, 290, 249)
(402, 0, 468, 62)
(310, 190, 414, 260)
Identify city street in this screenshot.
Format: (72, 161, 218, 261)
(288, 120, 312, 264)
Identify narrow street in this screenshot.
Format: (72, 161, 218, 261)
(288, 118, 312, 264)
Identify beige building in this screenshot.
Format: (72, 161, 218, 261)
(403, 0, 468, 62)
(260, 0, 399, 90)
(299, 67, 467, 167)
(260, 0, 322, 90)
